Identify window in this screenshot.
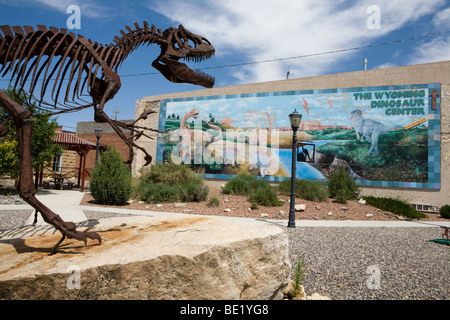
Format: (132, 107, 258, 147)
(52, 153, 62, 172)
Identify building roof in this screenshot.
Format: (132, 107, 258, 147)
(52, 131, 107, 152)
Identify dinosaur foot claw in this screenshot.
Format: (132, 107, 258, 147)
(49, 222, 102, 255)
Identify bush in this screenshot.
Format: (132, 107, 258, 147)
(136, 162, 208, 203)
(207, 194, 220, 207)
(278, 179, 329, 202)
(90, 148, 132, 205)
(363, 196, 427, 220)
(223, 174, 283, 207)
(138, 182, 179, 204)
(179, 180, 209, 202)
(327, 166, 359, 204)
(222, 174, 260, 196)
(439, 205, 450, 219)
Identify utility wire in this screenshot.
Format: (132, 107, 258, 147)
(120, 29, 450, 77)
(2, 29, 450, 82)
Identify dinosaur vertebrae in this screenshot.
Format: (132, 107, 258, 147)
(0, 22, 163, 113)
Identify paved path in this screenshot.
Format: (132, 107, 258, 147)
(2, 190, 450, 229)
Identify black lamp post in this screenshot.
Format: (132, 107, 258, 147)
(95, 127, 103, 165)
(288, 109, 302, 228)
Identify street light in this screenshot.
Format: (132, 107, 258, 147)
(95, 127, 103, 165)
(288, 109, 302, 228)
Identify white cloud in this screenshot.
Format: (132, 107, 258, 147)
(433, 6, 450, 28)
(408, 35, 450, 65)
(153, 0, 445, 84)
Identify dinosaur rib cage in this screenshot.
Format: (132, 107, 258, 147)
(0, 22, 162, 115)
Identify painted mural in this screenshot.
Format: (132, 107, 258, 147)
(157, 83, 441, 189)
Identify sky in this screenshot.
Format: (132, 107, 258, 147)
(1, 0, 449, 131)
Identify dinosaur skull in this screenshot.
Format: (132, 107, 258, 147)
(152, 25, 215, 88)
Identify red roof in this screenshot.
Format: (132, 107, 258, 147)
(52, 131, 106, 152)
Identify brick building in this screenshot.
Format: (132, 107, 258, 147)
(76, 120, 134, 171)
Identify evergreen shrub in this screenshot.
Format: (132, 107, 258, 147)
(90, 148, 132, 205)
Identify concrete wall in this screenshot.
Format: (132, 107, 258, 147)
(134, 61, 450, 207)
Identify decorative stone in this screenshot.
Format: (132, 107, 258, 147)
(341, 207, 348, 210)
(327, 212, 333, 216)
(175, 203, 186, 208)
(365, 213, 374, 218)
(156, 204, 163, 207)
(138, 201, 145, 205)
(279, 211, 285, 216)
(0, 215, 290, 300)
(295, 204, 306, 212)
(358, 199, 367, 205)
(224, 208, 231, 212)
(261, 213, 269, 218)
(248, 208, 252, 212)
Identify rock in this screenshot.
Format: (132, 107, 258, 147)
(183, 210, 193, 213)
(261, 213, 269, 218)
(341, 207, 348, 210)
(224, 208, 231, 212)
(358, 199, 367, 205)
(0, 215, 290, 300)
(307, 292, 332, 300)
(315, 205, 321, 210)
(174, 203, 186, 208)
(224, 199, 229, 202)
(327, 212, 333, 216)
(279, 211, 285, 216)
(156, 204, 163, 208)
(366, 213, 374, 218)
(248, 208, 252, 212)
(295, 204, 306, 212)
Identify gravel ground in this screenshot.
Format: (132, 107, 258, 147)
(287, 227, 449, 300)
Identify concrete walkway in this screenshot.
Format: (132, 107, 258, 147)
(3, 190, 450, 229)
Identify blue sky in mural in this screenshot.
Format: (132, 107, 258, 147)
(1, 0, 449, 130)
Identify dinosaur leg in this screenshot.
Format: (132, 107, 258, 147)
(0, 90, 101, 254)
(94, 104, 153, 166)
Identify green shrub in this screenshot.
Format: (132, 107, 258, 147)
(363, 196, 427, 220)
(207, 194, 220, 207)
(223, 174, 283, 207)
(136, 162, 208, 203)
(249, 183, 284, 207)
(278, 179, 329, 202)
(139, 162, 197, 188)
(138, 182, 179, 204)
(222, 174, 260, 196)
(179, 180, 209, 202)
(439, 205, 450, 219)
(327, 166, 359, 204)
(90, 148, 132, 205)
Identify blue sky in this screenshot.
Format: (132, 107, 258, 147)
(1, 0, 449, 131)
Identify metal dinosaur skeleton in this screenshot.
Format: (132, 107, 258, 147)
(0, 22, 215, 254)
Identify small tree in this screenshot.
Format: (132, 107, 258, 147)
(90, 147, 132, 205)
(0, 86, 61, 184)
(327, 166, 359, 204)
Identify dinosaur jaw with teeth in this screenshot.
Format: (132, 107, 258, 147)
(152, 50, 214, 89)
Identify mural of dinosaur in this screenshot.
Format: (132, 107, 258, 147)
(0, 22, 215, 254)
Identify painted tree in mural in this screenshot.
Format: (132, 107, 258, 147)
(0, 22, 215, 254)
